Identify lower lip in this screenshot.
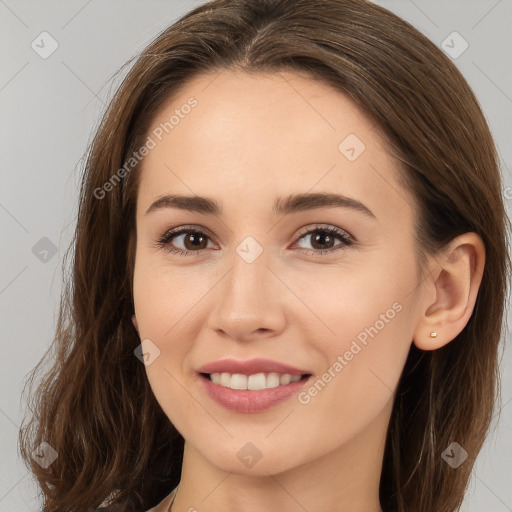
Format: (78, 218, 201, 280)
(197, 373, 312, 413)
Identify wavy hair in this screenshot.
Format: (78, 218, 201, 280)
(19, 0, 510, 511)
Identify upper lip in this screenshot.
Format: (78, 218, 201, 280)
(198, 358, 311, 376)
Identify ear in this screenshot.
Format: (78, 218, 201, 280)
(132, 314, 139, 334)
(413, 232, 485, 350)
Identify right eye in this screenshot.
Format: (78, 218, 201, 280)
(154, 226, 216, 256)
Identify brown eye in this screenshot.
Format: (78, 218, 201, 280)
(305, 230, 337, 250)
(155, 224, 353, 257)
(156, 227, 214, 255)
(293, 225, 353, 256)
(179, 231, 209, 250)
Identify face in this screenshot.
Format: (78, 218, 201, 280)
(131, 69, 427, 475)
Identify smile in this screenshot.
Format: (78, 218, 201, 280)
(197, 372, 312, 413)
(205, 371, 306, 390)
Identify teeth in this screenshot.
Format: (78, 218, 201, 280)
(209, 372, 303, 390)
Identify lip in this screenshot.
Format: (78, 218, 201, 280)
(197, 357, 310, 376)
(196, 358, 312, 414)
(197, 372, 312, 413)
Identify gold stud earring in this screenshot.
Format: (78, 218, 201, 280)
(429, 332, 437, 338)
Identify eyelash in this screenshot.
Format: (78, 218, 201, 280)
(154, 224, 354, 258)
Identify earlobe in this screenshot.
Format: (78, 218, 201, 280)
(132, 314, 139, 334)
(413, 232, 485, 351)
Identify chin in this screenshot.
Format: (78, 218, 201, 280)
(198, 438, 308, 476)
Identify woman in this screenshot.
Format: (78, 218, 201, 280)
(18, 0, 510, 511)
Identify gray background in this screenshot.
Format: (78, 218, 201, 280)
(1, 0, 511, 510)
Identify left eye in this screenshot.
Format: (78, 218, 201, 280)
(155, 225, 353, 257)
(292, 225, 353, 255)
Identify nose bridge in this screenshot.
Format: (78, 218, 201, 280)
(208, 234, 286, 338)
(224, 234, 271, 305)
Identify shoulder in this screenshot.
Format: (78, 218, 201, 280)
(83, 487, 177, 512)
(84, 503, 125, 512)
(144, 486, 178, 512)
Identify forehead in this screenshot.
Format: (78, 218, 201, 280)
(135, 69, 411, 223)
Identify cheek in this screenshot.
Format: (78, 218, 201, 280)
(294, 254, 416, 428)
(132, 259, 214, 415)
(284, 246, 416, 342)
(132, 259, 198, 423)
(132, 254, 205, 337)
(291, 301, 413, 449)
(293, 247, 412, 342)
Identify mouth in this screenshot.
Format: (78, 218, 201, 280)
(199, 371, 312, 391)
(196, 370, 313, 413)
(195, 357, 313, 412)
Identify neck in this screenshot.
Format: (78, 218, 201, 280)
(169, 398, 391, 512)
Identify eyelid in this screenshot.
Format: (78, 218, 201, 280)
(159, 223, 354, 243)
(293, 223, 354, 243)
(155, 223, 355, 256)
(154, 224, 217, 250)
(160, 224, 215, 242)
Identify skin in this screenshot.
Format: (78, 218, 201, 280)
(131, 69, 485, 512)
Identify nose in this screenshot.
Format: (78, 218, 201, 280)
(207, 244, 287, 342)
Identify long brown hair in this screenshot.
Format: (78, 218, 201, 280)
(19, 0, 510, 510)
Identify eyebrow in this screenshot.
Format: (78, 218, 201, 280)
(145, 192, 376, 219)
